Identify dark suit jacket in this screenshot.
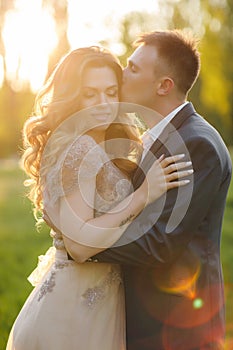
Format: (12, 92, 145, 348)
(94, 103, 232, 350)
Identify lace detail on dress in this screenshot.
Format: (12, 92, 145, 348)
(81, 268, 122, 308)
(37, 260, 71, 302)
(28, 243, 75, 301)
(39, 135, 132, 306)
(62, 135, 106, 194)
(44, 135, 108, 205)
(95, 162, 133, 216)
(37, 271, 56, 302)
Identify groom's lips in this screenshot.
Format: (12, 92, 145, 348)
(91, 113, 112, 122)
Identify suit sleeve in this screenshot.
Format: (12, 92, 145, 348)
(93, 136, 223, 267)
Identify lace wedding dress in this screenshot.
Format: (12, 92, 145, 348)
(6, 135, 131, 350)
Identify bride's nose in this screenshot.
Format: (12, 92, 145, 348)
(97, 92, 108, 105)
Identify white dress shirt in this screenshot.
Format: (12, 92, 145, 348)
(141, 102, 189, 160)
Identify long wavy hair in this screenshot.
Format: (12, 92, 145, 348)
(21, 46, 143, 219)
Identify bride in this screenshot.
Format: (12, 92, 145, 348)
(6, 46, 192, 350)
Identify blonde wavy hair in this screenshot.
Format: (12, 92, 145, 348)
(21, 46, 143, 220)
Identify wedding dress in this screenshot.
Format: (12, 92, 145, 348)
(6, 135, 131, 350)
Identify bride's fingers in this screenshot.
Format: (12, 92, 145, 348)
(166, 179, 191, 190)
(151, 154, 187, 175)
(159, 154, 185, 167)
(163, 161, 192, 174)
(165, 169, 194, 181)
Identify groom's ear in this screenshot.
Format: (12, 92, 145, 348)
(157, 77, 174, 96)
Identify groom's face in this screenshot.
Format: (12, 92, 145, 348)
(121, 45, 160, 109)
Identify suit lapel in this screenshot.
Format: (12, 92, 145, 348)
(133, 102, 196, 189)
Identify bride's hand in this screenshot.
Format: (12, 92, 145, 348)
(141, 154, 193, 205)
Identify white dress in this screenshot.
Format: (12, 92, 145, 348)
(6, 135, 132, 350)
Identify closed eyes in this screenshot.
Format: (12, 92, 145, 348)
(82, 87, 118, 98)
(106, 87, 118, 97)
(83, 89, 95, 98)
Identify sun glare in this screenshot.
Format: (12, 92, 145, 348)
(0, 56, 4, 87)
(67, 0, 159, 52)
(2, 0, 158, 93)
(2, 0, 57, 92)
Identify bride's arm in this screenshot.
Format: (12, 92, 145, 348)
(60, 155, 192, 262)
(61, 177, 146, 262)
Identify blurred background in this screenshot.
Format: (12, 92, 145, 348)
(0, 0, 232, 348)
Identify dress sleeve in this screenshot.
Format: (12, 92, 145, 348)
(44, 135, 106, 206)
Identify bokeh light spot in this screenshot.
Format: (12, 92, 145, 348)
(193, 298, 204, 309)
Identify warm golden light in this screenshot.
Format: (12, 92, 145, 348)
(2, 0, 158, 92)
(2, 0, 57, 92)
(156, 262, 201, 300)
(0, 55, 4, 87)
(67, 0, 158, 53)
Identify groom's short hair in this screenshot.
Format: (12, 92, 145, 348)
(134, 30, 200, 95)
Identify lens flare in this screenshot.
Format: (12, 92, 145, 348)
(152, 250, 201, 300)
(193, 298, 204, 309)
(155, 262, 200, 300)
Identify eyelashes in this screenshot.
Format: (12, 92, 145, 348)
(82, 88, 118, 99)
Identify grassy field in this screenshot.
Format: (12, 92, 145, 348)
(0, 153, 233, 349)
(0, 162, 51, 349)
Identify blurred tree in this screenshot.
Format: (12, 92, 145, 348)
(0, 0, 15, 84)
(197, 0, 233, 144)
(117, 11, 157, 66)
(224, 0, 233, 141)
(158, 0, 233, 143)
(0, 0, 34, 158)
(117, 0, 233, 144)
(43, 0, 70, 78)
(0, 0, 232, 158)
(0, 0, 71, 158)
(0, 83, 34, 158)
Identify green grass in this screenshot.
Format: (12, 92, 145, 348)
(0, 153, 232, 349)
(0, 162, 51, 349)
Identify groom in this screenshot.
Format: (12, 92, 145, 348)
(94, 30, 232, 349)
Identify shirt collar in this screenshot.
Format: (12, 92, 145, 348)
(146, 101, 189, 141)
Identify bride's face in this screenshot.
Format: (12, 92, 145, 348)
(78, 66, 119, 132)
